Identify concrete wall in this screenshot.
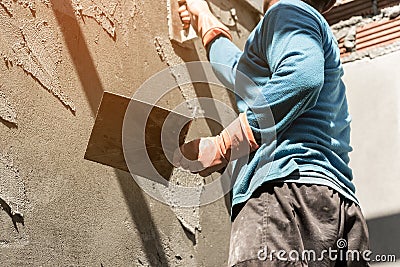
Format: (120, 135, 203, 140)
(1, 0, 399, 266)
(0, 0, 260, 266)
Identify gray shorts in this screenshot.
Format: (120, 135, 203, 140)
(229, 183, 370, 267)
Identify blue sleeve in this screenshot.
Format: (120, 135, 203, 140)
(240, 5, 325, 142)
(207, 36, 243, 90)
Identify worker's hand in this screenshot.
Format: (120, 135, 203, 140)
(178, 2, 191, 29)
(178, 0, 211, 29)
(173, 137, 228, 177)
(178, 0, 232, 46)
(173, 113, 260, 177)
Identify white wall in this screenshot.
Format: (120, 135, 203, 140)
(343, 50, 400, 266)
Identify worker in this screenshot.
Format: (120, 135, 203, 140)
(173, 0, 370, 266)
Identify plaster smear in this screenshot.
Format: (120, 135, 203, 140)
(0, 9, 76, 111)
(154, 36, 203, 113)
(0, 152, 27, 215)
(0, 89, 17, 125)
(72, 0, 140, 45)
(15, 0, 35, 13)
(0, 152, 29, 248)
(137, 169, 203, 238)
(0, 0, 48, 16)
(153, 36, 206, 237)
(0, 0, 13, 15)
(168, 168, 202, 240)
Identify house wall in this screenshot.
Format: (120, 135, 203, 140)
(0, 0, 260, 266)
(1, 0, 399, 266)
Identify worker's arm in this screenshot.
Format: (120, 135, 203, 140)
(242, 4, 325, 142)
(175, 2, 325, 176)
(207, 36, 243, 91)
(173, 113, 259, 177)
(175, 0, 255, 176)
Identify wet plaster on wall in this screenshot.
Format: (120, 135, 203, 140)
(0, 7, 76, 112)
(68, 0, 205, 245)
(132, 150, 204, 240)
(71, 0, 140, 45)
(154, 36, 203, 114)
(332, 4, 400, 62)
(152, 35, 206, 239)
(208, 0, 261, 48)
(0, 89, 17, 125)
(134, 220, 198, 266)
(0, 0, 232, 265)
(15, 0, 35, 13)
(168, 168, 203, 242)
(0, 151, 27, 235)
(0, 0, 50, 16)
(0, 0, 13, 15)
(72, 0, 115, 38)
(0, 0, 35, 16)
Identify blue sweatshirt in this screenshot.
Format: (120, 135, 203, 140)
(208, 0, 358, 209)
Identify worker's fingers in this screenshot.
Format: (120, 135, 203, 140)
(178, 4, 188, 13)
(185, 0, 210, 16)
(180, 10, 190, 17)
(181, 16, 191, 23)
(178, 3, 191, 29)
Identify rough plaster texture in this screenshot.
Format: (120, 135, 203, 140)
(0, 151, 27, 229)
(1, 0, 398, 265)
(0, 89, 18, 125)
(0, 152, 27, 208)
(0, 0, 257, 265)
(0, 0, 37, 15)
(0, 5, 75, 112)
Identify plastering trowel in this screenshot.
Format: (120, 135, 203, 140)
(84, 92, 192, 181)
(167, 0, 198, 45)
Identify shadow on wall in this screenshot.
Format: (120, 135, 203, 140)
(0, 118, 17, 129)
(50, 1, 170, 265)
(0, 197, 24, 232)
(50, 0, 103, 115)
(171, 42, 234, 215)
(367, 213, 400, 260)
